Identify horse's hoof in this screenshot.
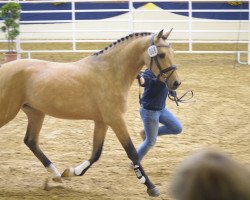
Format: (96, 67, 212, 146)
(43, 177, 64, 191)
(147, 187, 160, 197)
(61, 167, 75, 178)
(52, 176, 63, 183)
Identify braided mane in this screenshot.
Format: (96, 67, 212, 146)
(93, 32, 152, 56)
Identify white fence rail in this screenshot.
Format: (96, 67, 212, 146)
(0, 0, 249, 64)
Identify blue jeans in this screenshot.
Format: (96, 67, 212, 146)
(137, 107, 182, 162)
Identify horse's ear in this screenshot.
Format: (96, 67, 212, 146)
(162, 28, 173, 40)
(156, 29, 164, 40)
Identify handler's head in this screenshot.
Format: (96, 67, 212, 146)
(169, 149, 250, 200)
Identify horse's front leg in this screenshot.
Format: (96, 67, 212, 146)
(109, 116, 160, 197)
(62, 121, 108, 177)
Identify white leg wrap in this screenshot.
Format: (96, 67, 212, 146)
(134, 165, 146, 184)
(74, 160, 90, 176)
(139, 176, 146, 184)
(46, 163, 61, 177)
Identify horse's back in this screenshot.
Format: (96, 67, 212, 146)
(0, 59, 53, 97)
(0, 58, 84, 86)
(0, 58, 76, 111)
(0, 58, 103, 120)
(0, 59, 52, 81)
(0, 59, 32, 93)
(0, 57, 125, 122)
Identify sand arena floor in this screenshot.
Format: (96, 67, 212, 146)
(0, 51, 249, 200)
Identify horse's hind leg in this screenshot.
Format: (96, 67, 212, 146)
(0, 102, 21, 128)
(22, 105, 61, 182)
(62, 121, 108, 177)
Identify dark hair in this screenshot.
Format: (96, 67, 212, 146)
(169, 149, 250, 200)
(93, 32, 152, 56)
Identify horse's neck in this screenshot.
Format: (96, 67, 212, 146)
(101, 37, 150, 89)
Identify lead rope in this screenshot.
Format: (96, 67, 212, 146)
(137, 74, 143, 105)
(138, 83, 142, 105)
(168, 90, 195, 106)
(137, 74, 195, 107)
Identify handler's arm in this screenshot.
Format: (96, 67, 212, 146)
(136, 73, 146, 86)
(138, 76, 145, 86)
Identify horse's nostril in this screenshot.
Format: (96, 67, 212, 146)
(174, 81, 181, 88)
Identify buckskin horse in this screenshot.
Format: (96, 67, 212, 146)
(0, 29, 181, 196)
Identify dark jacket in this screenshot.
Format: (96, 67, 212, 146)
(140, 69, 169, 110)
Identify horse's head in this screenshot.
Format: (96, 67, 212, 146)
(144, 29, 181, 90)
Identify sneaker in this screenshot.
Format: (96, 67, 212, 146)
(140, 130, 145, 140)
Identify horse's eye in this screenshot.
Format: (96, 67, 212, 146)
(158, 53, 165, 59)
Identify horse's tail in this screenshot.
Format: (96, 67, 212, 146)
(0, 61, 26, 128)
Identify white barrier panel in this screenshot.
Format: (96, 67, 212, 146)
(0, 0, 249, 64)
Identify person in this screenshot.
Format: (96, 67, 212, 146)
(169, 149, 250, 200)
(135, 68, 182, 163)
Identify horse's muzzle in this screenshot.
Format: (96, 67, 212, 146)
(172, 80, 181, 90)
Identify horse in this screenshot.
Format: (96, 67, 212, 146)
(0, 29, 181, 197)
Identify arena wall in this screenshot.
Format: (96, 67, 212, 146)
(0, 0, 249, 60)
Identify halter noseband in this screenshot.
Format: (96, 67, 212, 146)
(148, 34, 177, 84)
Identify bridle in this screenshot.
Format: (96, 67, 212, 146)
(138, 33, 195, 107)
(137, 34, 194, 107)
(148, 34, 177, 85)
